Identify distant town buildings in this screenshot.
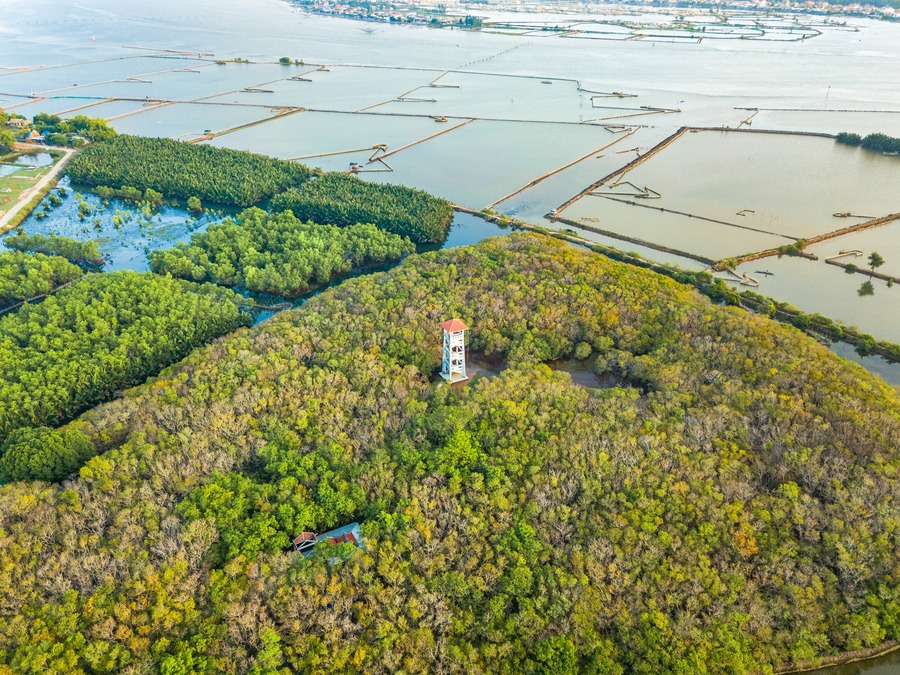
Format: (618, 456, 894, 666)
(289, 0, 897, 25)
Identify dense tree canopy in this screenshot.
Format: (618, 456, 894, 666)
(860, 133, 900, 154)
(0, 235, 898, 673)
(0, 129, 14, 153)
(270, 173, 454, 243)
(32, 113, 117, 143)
(0, 251, 82, 308)
(3, 233, 104, 268)
(0, 271, 250, 448)
(65, 136, 312, 207)
(149, 207, 415, 296)
(836, 131, 900, 153)
(0, 426, 95, 483)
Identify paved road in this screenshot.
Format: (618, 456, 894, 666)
(0, 144, 76, 232)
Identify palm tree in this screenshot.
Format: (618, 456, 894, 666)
(867, 252, 885, 276)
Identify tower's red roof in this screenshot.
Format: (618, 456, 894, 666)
(440, 318, 468, 332)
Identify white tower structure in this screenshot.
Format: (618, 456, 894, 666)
(440, 319, 468, 383)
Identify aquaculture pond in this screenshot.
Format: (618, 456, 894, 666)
(0, 152, 54, 178)
(731, 254, 899, 344)
(561, 130, 900, 246)
(2, 0, 899, 341)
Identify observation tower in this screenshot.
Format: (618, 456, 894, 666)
(440, 319, 468, 383)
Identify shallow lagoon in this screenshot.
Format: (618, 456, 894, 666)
(6, 96, 151, 121)
(205, 64, 436, 112)
(371, 70, 591, 123)
(0, 56, 200, 96)
(563, 194, 789, 261)
(0, 178, 225, 271)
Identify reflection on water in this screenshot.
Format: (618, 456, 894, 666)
(806, 222, 900, 280)
(811, 647, 900, 675)
(563, 131, 900, 246)
(0, 153, 54, 178)
(0, 178, 226, 271)
(14, 153, 53, 167)
(734, 254, 899, 344)
(829, 342, 900, 387)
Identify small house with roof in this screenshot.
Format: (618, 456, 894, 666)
(25, 130, 45, 144)
(6, 118, 27, 129)
(293, 522, 363, 557)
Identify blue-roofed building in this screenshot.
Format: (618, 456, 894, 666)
(293, 522, 363, 558)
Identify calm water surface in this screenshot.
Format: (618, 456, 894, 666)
(0, 178, 225, 271)
(813, 648, 900, 675)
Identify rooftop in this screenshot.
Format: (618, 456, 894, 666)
(440, 318, 468, 332)
(293, 522, 363, 556)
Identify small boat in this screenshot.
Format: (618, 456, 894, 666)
(754, 270, 774, 276)
(433, 116, 448, 123)
(541, 80, 553, 84)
